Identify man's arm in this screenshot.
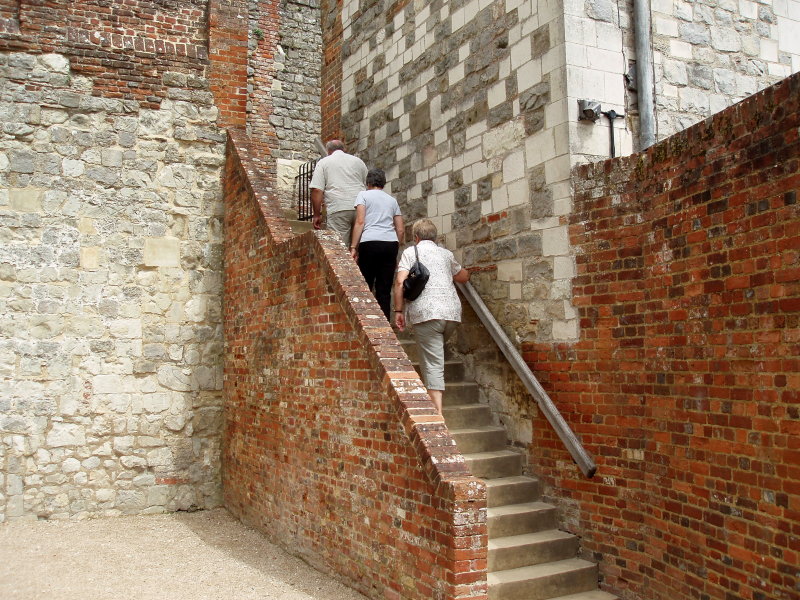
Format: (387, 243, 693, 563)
(311, 188, 324, 230)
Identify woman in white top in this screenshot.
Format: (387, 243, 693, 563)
(350, 169, 404, 320)
(393, 219, 470, 413)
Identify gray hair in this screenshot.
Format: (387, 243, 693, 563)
(412, 218, 437, 241)
(325, 139, 345, 153)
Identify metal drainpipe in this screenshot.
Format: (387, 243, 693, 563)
(634, 0, 656, 150)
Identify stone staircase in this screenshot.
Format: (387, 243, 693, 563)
(401, 337, 616, 600)
(286, 209, 314, 234)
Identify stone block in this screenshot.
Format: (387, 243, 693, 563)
(541, 226, 569, 256)
(9, 188, 42, 212)
(46, 423, 86, 448)
(551, 319, 578, 340)
(502, 150, 525, 183)
(80, 247, 100, 270)
(497, 261, 523, 281)
(143, 238, 180, 267)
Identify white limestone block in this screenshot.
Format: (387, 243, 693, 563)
(552, 319, 579, 340)
(654, 15, 679, 37)
(669, 39, 693, 59)
(502, 149, 526, 182)
(9, 188, 43, 212)
(38, 53, 70, 73)
(710, 27, 742, 52)
(62, 158, 85, 177)
(143, 237, 180, 267)
(554, 256, 575, 279)
(109, 319, 142, 339)
(542, 225, 570, 256)
(497, 261, 523, 281)
(47, 423, 86, 448)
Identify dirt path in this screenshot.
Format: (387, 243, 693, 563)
(0, 508, 368, 600)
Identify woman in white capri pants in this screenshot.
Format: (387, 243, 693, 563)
(393, 219, 470, 413)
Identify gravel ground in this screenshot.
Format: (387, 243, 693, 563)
(0, 508, 368, 600)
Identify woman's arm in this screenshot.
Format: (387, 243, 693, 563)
(350, 204, 366, 259)
(393, 215, 405, 244)
(393, 269, 409, 331)
(453, 268, 470, 283)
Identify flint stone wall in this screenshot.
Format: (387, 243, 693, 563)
(0, 51, 225, 521)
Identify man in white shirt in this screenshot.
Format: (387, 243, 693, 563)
(310, 140, 368, 247)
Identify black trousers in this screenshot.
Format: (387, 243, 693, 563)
(357, 240, 399, 321)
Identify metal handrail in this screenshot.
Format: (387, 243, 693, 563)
(457, 281, 597, 478)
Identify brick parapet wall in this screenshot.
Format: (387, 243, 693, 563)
(521, 73, 800, 600)
(223, 129, 487, 600)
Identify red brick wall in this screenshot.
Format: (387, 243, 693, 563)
(207, 0, 249, 128)
(222, 130, 487, 600)
(245, 0, 279, 168)
(319, 0, 341, 141)
(0, 0, 17, 33)
(0, 0, 211, 108)
(522, 73, 800, 600)
(0, 0, 252, 127)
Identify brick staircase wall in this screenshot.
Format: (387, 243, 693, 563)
(521, 73, 800, 600)
(222, 129, 488, 600)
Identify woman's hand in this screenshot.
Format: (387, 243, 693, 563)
(350, 247, 358, 261)
(394, 311, 405, 331)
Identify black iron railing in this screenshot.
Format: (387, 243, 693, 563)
(294, 159, 317, 221)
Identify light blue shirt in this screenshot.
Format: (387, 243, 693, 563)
(354, 189, 402, 243)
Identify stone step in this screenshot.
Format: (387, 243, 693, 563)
(547, 592, 618, 600)
(489, 530, 579, 571)
(450, 426, 507, 454)
(485, 475, 541, 508)
(443, 381, 480, 406)
(441, 403, 492, 429)
(464, 450, 524, 479)
(487, 502, 558, 538)
(289, 219, 314, 234)
(399, 337, 457, 363)
(487, 558, 599, 600)
(405, 359, 466, 382)
(283, 208, 314, 234)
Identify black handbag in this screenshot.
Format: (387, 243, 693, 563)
(402, 244, 430, 301)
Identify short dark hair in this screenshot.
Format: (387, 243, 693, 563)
(366, 168, 386, 189)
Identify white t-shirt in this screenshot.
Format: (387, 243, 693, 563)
(354, 189, 402, 243)
(309, 150, 368, 214)
(397, 240, 463, 326)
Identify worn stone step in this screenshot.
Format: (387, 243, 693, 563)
(547, 592, 618, 600)
(464, 450, 524, 479)
(489, 530, 579, 571)
(487, 558, 598, 600)
(289, 219, 314, 234)
(485, 476, 541, 508)
(398, 337, 457, 363)
(442, 403, 492, 429)
(487, 502, 558, 538)
(443, 381, 480, 405)
(450, 426, 507, 454)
